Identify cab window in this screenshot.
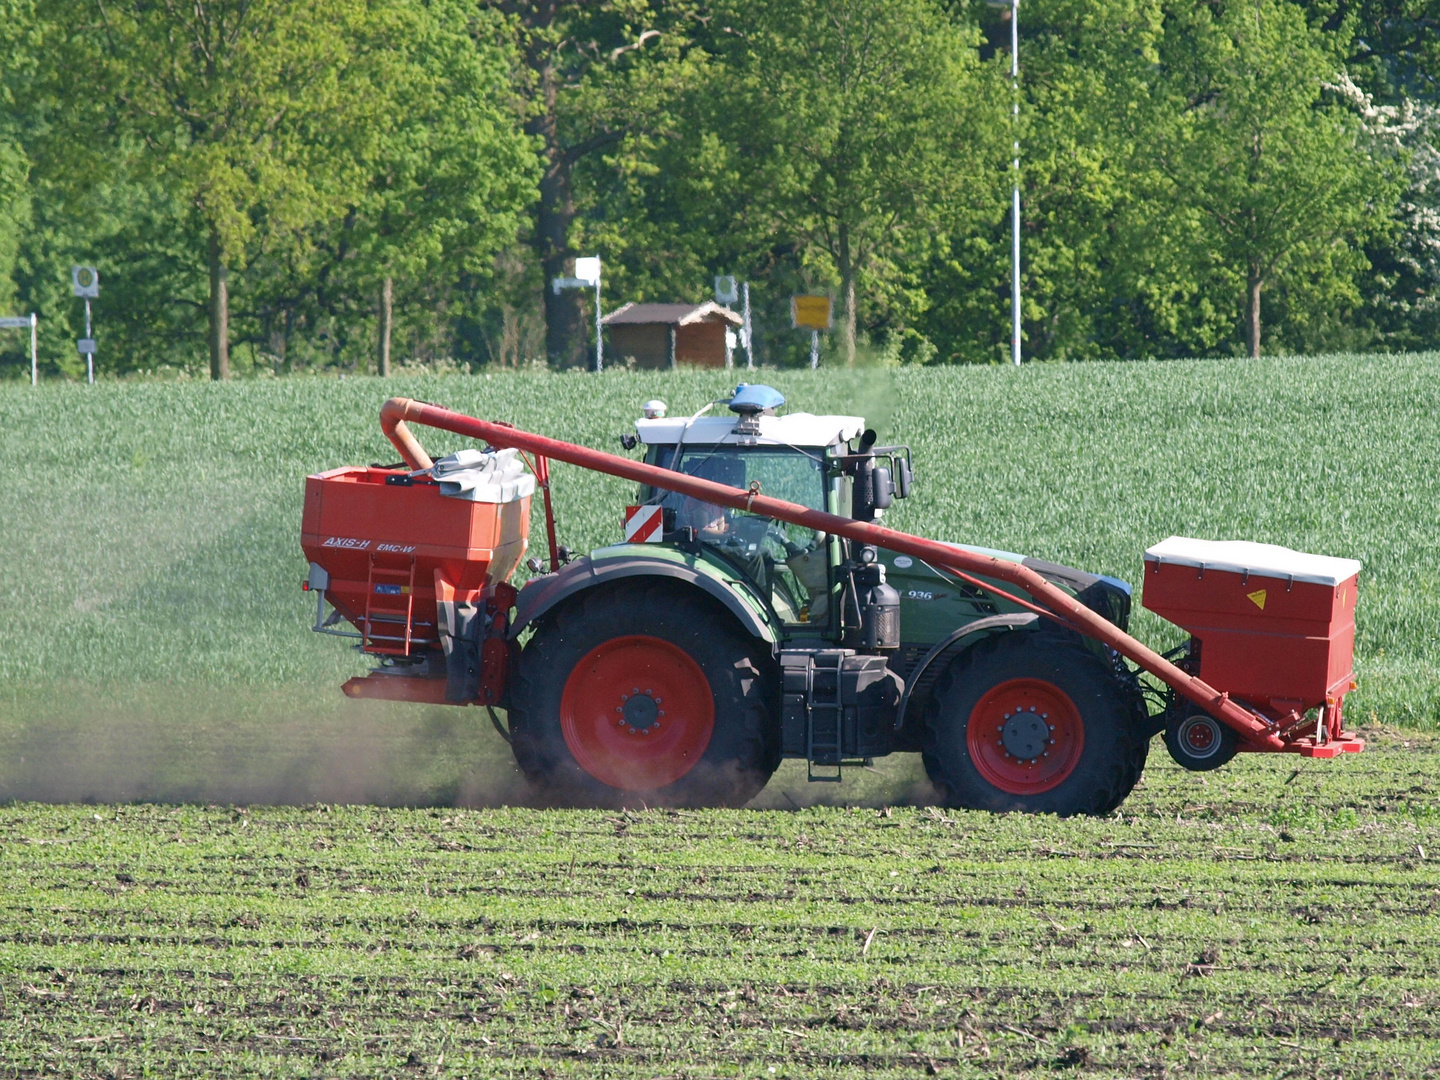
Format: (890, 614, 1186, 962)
(657, 447, 830, 626)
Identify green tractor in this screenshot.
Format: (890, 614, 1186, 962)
(502, 384, 1149, 813)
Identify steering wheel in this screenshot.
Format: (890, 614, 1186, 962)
(721, 514, 794, 552)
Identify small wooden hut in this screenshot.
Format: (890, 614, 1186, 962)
(601, 302, 742, 369)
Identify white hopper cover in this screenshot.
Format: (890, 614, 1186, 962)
(1144, 536, 1361, 587)
(426, 448, 536, 503)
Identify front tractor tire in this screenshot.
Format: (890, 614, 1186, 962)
(508, 582, 780, 808)
(922, 631, 1147, 816)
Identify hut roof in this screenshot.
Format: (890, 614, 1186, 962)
(601, 301, 742, 328)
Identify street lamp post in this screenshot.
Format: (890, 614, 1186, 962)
(1008, 0, 1020, 366)
(988, 0, 1021, 366)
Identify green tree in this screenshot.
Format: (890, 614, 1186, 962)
(326, 1, 537, 375)
(1304, 0, 1439, 103)
(713, 0, 1000, 364)
(0, 0, 34, 322)
(1144, 0, 1399, 357)
(34, 0, 402, 378)
(0, 139, 27, 323)
(497, 0, 699, 366)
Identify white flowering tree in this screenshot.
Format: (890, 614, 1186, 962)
(1329, 72, 1440, 342)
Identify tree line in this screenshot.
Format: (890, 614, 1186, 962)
(0, 0, 1434, 377)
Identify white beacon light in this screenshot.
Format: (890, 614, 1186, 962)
(642, 399, 667, 419)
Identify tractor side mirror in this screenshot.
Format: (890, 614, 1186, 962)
(894, 458, 912, 499)
(871, 466, 894, 512)
(851, 458, 895, 521)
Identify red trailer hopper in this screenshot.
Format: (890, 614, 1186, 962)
(1141, 537, 1362, 756)
(301, 451, 533, 703)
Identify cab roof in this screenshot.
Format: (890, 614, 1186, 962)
(635, 412, 866, 449)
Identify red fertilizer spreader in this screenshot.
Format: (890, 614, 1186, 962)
(295, 396, 1367, 813)
(1143, 538, 1362, 760)
(301, 449, 535, 706)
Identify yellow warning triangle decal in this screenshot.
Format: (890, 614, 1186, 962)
(1247, 589, 1267, 610)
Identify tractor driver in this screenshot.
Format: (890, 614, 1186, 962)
(673, 452, 826, 623)
(677, 453, 746, 538)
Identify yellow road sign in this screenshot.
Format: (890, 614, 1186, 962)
(791, 294, 832, 331)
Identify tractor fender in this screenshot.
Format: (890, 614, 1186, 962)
(894, 613, 1039, 731)
(510, 554, 778, 645)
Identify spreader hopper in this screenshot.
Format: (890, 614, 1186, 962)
(301, 451, 533, 703)
(1142, 537, 1363, 757)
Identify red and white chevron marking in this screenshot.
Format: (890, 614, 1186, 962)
(623, 504, 664, 543)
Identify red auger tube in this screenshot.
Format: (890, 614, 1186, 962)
(380, 397, 1285, 749)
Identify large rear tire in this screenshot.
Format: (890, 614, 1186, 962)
(922, 630, 1145, 816)
(509, 582, 780, 808)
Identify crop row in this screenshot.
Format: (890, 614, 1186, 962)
(3, 746, 1440, 1076)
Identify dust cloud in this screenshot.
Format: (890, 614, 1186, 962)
(0, 686, 938, 809)
(747, 756, 941, 810)
(825, 368, 899, 441)
(0, 686, 528, 807)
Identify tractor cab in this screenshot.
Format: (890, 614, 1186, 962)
(630, 385, 912, 635)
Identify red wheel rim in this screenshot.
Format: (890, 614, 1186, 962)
(967, 678, 1084, 795)
(560, 635, 714, 791)
(1184, 719, 1215, 751)
(1179, 715, 1221, 757)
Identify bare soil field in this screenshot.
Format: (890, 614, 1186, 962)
(3, 732, 1438, 1078)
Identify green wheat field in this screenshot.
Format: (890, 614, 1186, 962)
(2, 354, 1439, 1076)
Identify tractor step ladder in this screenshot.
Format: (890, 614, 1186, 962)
(807, 650, 845, 782)
(362, 555, 418, 656)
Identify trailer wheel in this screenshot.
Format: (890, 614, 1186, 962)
(922, 631, 1144, 816)
(1163, 710, 1237, 772)
(509, 582, 779, 808)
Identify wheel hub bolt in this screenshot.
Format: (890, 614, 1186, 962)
(1000, 711, 1051, 760)
(620, 691, 661, 733)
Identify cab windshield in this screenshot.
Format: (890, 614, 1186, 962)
(656, 447, 829, 625)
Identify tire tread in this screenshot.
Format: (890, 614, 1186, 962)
(921, 630, 1147, 816)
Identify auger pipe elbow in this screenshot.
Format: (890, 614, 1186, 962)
(380, 397, 435, 472)
(383, 400, 1285, 750)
